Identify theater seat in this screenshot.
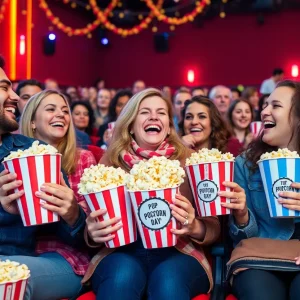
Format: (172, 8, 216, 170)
(90, 136, 100, 146)
(87, 145, 105, 162)
(76, 292, 211, 300)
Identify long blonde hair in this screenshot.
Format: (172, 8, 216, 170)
(106, 88, 186, 169)
(20, 89, 77, 175)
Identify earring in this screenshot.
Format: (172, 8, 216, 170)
(130, 131, 133, 135)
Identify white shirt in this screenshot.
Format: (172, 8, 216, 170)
(260, 78, 276, 94)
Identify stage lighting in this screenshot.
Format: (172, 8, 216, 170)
(48, 33, 56, 41)
(101, 37, 109, 46)
(43, 33, 56, 56)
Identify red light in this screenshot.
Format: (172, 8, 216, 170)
(292, 65, 299, 78)
(19, 35, 25, 55)
(187, 70, 195, 83)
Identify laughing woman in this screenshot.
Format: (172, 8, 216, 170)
(180, 96, 242, 157)
(83, 88, 220, 300)
(225, 80, 300, 300)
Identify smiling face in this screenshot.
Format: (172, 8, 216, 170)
(231, 101, 252, 130)
(31, 94, 70, 147)
(72, 104, 89, 131)
(174, 92, 191, 119)
(18, 85, 42, 114)
(213, 87, 231, 115)
(0, 68, 19, 135)
(183, 102, 212, 149)
(131, 96, 170, 150)
(261, 86, 297, 149)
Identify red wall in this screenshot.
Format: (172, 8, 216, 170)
(1, 4, 300, 88)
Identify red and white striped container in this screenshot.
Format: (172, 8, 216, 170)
(186, 161, 234, 217)
(250, 121, 263, 137)
(129, 187, 179, 249)
(82, 185, 137, 248)
(0, 278, 29, 300)
(2, 154, 61, 226)
(108, 122, 116, 131)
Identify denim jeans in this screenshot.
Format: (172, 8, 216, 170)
(92, 237, 209, 300)
(0, 252, 82, 300)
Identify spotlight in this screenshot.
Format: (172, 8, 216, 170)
(101, 37, 109, 46)
(48, 33, 56, 41)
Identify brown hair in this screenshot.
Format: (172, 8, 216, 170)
(246, 80, 300, 173)
(179, 96, 231, 153)
(227, 98, 254, 137)
(106, 88, 187, 170)
(242, 87, 258, 101)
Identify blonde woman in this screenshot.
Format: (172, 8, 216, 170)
(20, 90, 96, 296)
(84, 88, 221, 300)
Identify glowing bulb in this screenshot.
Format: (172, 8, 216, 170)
(19, 35, 25, 55)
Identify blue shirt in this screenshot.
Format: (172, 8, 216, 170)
(76, 128, 92, 149)
(0, 134, 86, 256)
(229, 154, 295, 245)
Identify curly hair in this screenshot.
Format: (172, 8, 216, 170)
(246, 80, 300, 173)
(179, 96, 231, 153)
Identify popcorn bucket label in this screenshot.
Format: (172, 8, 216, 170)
(2, 154, 61, 226)
(186, 161, 233, 217)
(197, 180, 219, 202)
(259, 158, 300, 217)
(83, 185, 137, 248)
(138, 197, 172, 230)
(129, 187, 179, 249)
(0, 279, 27, 300)
(272, 177, 299, 199)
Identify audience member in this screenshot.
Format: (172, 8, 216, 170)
(260, 68, 284, 94)
(209, 85, 232, 120)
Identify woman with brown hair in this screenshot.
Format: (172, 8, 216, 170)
(83, 88, 221, 300)
(242, 87, 259, 119)
(227, 99, 255, 151)
(180, 96, 241, 157)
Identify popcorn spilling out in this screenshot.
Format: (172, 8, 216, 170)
(0, 260, 30, 284)
(259, 148, 300, 161)
(186, 148, 234, 166)
(78, 164, 127, 194)
(126, 156, 185, 191)
(3, 141, 58, 161)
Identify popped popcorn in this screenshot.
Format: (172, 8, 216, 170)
(0, 260, 30, 284)
(78, 164, 127, 194)
(126, 156, 185, 191)
(186, 148, 235, 166)
(259, 148, 300, 161)
(3, 141, 58, 161)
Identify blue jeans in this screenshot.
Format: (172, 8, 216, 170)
(92, 238, 209, 300)
(0, 252, 82, 300)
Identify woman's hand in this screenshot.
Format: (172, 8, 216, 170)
(0, 169, 23, 215)
(277, 182, 300, 211)
(181, 134, 197, 149)
(219, 181, 249, 225)
(86, 209, 123, 244)
(35, 173, 80, 226)
(169, 193, 203, 237)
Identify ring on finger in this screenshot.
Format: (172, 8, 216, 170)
(182, 219, 189, 226)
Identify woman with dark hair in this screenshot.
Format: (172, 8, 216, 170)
(242, 87, 259, 119)
(227, 80, 300, 300)
(227, 99, 254, 151)
(71, 101, 95, 135)
(97, 89, 132, 146)
(179, 96, 241, 157)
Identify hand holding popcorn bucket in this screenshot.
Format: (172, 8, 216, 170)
(0, 260, 30, 300)
(185, 149, 234, 217)
(258, 149, 300, 218)
(126, 156, 185, 249)
(2, 142, 61, 226)
(250, 121, 263, 137)
(78, 165, 137, 248)
(128, 186, 180, 249)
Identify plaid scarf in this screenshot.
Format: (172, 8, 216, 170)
(121, 139, 175, 168)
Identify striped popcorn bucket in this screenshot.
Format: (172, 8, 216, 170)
(82, 185, 137, 248)
(2, 154, 61, 226)
(129, 187, 179, 249)
(258, 157, 300, 218)
(0, 278, 29, 300)
(186, 161, 234, 217)
(250, 121, 263, 137)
